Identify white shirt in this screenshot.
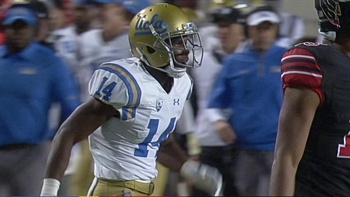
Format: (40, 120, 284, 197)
(191, 39, 248, 146)
(52, 26, 80, 72)
(78, 29, 132, 101)
(279, 12, 305, 45)
(192, 49, 228, 146)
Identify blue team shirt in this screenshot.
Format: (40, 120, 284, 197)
(0, 42, 80, 146)
(207, 43, 287, 151)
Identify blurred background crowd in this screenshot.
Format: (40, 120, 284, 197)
(0, 0, 324, 196)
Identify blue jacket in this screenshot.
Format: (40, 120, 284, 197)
(0, 42, 80, 146)
(207, 43, 287, 150)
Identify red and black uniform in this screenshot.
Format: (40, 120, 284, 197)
(281, 42, 350, 197)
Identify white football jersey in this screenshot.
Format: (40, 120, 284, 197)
(192, 50, 227, 146)
(52, 26, 80, 71)
(78, 29, 132, 101)
(88, 57, 192, 181)
(79, 29, 131, 70)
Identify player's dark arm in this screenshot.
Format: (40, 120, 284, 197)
(157, 134, 188, 172)
(45, 98, 118, 181)
(269, 87, 319, 196)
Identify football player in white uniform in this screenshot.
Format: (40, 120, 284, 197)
(40, 3, 222, 196)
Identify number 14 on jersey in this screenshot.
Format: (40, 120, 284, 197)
(134, 117, 176, 157)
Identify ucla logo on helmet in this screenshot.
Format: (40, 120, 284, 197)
(134, 14, 168, 36)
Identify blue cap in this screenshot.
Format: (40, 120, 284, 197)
(93, 0, 152, 15)
(2, 7, 38, 26)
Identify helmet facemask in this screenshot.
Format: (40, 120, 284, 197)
(136, 22, 203, 78)
(316, 0, 350, 41)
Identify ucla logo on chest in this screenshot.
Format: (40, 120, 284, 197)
(156, 99, 163, 112)
(134, 14, 168, 36)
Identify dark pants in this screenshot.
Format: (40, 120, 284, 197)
(0, 141, 51, 197)
(232, 148, 274, 196)
(191, 145, 239, 197)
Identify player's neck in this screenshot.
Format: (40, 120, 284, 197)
(144, 64, 173, 91)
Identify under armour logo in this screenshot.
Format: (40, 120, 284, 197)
(121, 190, 132, 196)
(173, 99, 180, 105)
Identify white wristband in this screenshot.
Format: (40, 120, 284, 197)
(180, 160, 200, 179)
(40, 178, 60, 196)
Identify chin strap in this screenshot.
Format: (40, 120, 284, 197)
(319, 29, 336, 42)
(135, 47, 186, 78)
